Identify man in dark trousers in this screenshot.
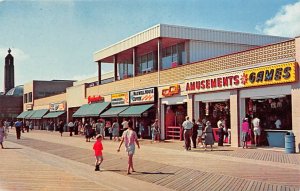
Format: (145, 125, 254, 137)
(15, 120, 22, 139)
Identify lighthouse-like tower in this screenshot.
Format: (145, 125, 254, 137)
(4, 48, 15, 94)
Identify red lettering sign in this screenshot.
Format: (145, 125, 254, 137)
(88, 95, 104, 104)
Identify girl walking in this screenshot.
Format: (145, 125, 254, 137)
(117, 121, 140, 175)
(93, 134, 104, 171)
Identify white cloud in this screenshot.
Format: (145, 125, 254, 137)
(257, 1, 300, 37)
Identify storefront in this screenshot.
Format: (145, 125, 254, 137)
(43, 102, 67, 131)
(186, 61, 298, 147)
(159, 84, 187, 140)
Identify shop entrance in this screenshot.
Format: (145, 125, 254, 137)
(245, 95, 291, 147)
(198, 101, 231, 144)
(164, 104, 187, 140)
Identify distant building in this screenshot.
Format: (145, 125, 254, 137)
(0, 49, 23, 121)
(4, 48, 14, 94)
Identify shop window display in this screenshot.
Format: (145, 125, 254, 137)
(246, 95, 292, 130)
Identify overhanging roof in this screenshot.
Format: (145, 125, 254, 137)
(93, 24, 290, 62)
(119, 104, 154, 117)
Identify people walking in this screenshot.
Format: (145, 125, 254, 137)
(204, 121, 214, 151)
(0, 122, 6, 149)
(252, 115, 261, 146)
(112, 119, 120, 141)
(68, 121, 74, 136)
(241, 118, 250, 149)
(58, 120, 64, 137)
(117, 121, 140, 175)
(25, 120, 30, 132)
(93, 134, 104, 171)
(15, 120, 22, 139)
(151, 119, 160, 143)
(182, 116, 193, 151)
(138, 120, 145, 139)
(84, 120, 92, 142)
(196, 118, 204, 147)
(121, 118, 129, 135)
(217, 117, 225, 146)
(74, 120, 79, 135)
(191, 119, 198, 148)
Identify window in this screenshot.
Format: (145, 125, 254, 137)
(162, 43, 186, 70)
(137, 52, 154, 75)
(28, 92, 32, 102)
(118, 59, 133, 80)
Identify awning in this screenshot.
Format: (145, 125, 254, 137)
(30, 109, 49, 119)
(73, 102, 110, 117)
(17, 111, 31, 119)
(43, 111, 65, 119)
(119, 104, 154, 117)
(100, 106, 129, 118)
(24, 110, 36, 119)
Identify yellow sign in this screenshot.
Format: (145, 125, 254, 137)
(111, 92, 129, 106)
(243, 62, 297, 87)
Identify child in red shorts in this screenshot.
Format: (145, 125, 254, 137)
(93, 134, 103, 171)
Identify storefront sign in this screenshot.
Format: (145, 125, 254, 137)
(162, 84, 181, 97)
(88, 95, 104, 104)
(49, 102, 65, 112)
(111, 92, 129, 107)
(243, 62, 296, 87)
(130, 88, 155, 104)
(26, 104, 33, 110)
(185, 62, 297, 94)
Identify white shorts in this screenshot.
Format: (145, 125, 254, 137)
(253, 128, 261, 136)
(126, 145, 135, 155)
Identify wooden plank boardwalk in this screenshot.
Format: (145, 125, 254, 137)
(3, 130, 299, 191)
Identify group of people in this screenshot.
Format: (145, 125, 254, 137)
(241, 115, 262, 148)
(182, 116, 214, 151)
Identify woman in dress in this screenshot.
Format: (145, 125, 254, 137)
(112, 119, 120, 141)
(203, 121, 214, 151)
(117, 121, 140, 175)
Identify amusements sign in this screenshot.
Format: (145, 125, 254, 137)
(185, 62, 297, 94)
(111, 92, 129, 107)
(130, 88, 155, 104)
(49, 102, 65, 112)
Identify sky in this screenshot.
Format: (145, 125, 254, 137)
(0, 0, 300, 92)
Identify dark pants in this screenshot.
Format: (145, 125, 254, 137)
(184, 129, 192, 150)
(218, 129, 224, 146)
(74, 126, 78, 135)
(192, 133, 197, 148)
(69, 127, 73, 136)
(16, 127, 21, 139)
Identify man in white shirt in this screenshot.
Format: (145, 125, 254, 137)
(252, 116, 260, 146)
(182, 116, 193, 151)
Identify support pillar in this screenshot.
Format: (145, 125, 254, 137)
(292, 36, 300, 152)
(114, 55, 118, 81)
(230, 89, 239, 147)
(97, 61, 101, 85)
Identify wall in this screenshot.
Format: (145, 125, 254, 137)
(33, 93, 66, 110)
(0, 95, 23, 119)
(66, 84, 87, 108)
(190, 40, 256, 63)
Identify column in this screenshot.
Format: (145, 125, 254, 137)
(157, 38, 162, 85)
(230, 89, 239, 147)
(97, 61, 101, 85)
(292, 36, 300, 152)
(132, 48, 136, 77)
(187, 94, 193, 119)
(114, 55, 118, 81)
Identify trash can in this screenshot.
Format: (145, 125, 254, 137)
(285, 131, 296, 154)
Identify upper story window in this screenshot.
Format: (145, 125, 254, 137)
(118, 59, 133, 80)
(162, 43, 186, 70)
(137, 52, 155, 75)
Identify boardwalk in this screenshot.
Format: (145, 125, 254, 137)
(0, 130, 299, 191)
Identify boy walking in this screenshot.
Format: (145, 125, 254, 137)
(93, 134, 104, 171)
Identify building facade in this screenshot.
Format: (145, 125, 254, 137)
(87, 24, 299, 150)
